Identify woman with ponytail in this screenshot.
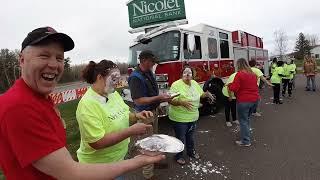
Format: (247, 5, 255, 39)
(228, 58, 260, 147)
(76, 60, 157, 180)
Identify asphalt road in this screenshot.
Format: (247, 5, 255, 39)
(125, 74, 320, 180)
(53, 75, 128, 93)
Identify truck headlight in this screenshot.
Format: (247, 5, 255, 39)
(156, 74, 168, 82)
(157, 82, 169, 89)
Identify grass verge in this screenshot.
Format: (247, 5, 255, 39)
(58, 99, 81, 160)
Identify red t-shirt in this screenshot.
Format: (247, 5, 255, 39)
(0, 79, 66, 180)
(228, 71, 260, 103)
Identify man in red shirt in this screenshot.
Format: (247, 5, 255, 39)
(0, 27, 165, 180)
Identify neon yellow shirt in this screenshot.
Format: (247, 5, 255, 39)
(271, 67, 284, 84)
(271, 63, 277, 74)
(169, 79, 204, 123)
(222, 72, 237, 99)
(251, 67, 264, 85)
(283, 64, 296, 79)
(292, 64, 297, 75)
(76, 88, 130, 163)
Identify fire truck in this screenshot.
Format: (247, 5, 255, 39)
(124, 23, 269, 115)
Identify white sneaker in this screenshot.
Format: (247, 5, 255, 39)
(252, 112, 262, 117)
(233, 120, 240, 125)
(226, 122, 232, 127)
(235, 140, 251, 147)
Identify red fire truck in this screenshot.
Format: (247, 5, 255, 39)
(125, 23, 269, 115)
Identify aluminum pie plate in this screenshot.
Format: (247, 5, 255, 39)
(167, 92, 180, 98)
(136, 134, 184, 154)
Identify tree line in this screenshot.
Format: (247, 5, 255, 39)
(294, 33, 318, 60)
(0, 49, 128, 93)
(274, 30, 319, 60)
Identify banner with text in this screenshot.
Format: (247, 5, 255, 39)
(127, 0, 186, 29)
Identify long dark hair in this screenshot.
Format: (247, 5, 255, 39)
(249, 60, 257, 67)
(272, 57, 277, 63)
(82, 60, 117, 84)
(277, 60, 284, 67)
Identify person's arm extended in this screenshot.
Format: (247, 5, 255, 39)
(260, 76, 273, 86)
(134, 93, 173, 105)
(129, 111, 154, 123)
(129, 77, 172, 105)
(89, 123, 151, 150)
(33, 147, 165, 180)
(200, 91, 215, 102)
(169, 99, 183, 106)
(134, 96, 161, 105)
(169, 99, 193, 110)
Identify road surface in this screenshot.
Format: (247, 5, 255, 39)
(53, 75, 128, 93)
(125, 74, 320, 180)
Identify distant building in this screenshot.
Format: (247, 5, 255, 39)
(311, 45, 320, 59)
(282, 45, 320, 60)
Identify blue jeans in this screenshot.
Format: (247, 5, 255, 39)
(172, 121, 196, 160)
(252, 99, 261, 113)
(306, 76, 316, 90)
(115, 176, 125, 180)
(237, 101, 258, 145)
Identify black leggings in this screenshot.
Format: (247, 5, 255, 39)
(223, 96, 237, 122)
(272, 83, 281, 102)
(282, 79, 293, 95)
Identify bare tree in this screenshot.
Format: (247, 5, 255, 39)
(306, 34, 319, 46)
(274, 29, 289, 61)
(116, 61, 129, 75)
(70, 64, 86, 81)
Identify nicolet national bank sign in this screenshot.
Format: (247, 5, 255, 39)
(127, 0, 186, 29)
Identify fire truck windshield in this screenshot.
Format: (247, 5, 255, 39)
(129, 31, 181, 66)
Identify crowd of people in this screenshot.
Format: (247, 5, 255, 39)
(0, 26, 316, 180)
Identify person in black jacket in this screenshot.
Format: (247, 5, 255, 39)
(200, 73, 224, 115)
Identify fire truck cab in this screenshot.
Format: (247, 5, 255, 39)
(125, 23, 269, 115)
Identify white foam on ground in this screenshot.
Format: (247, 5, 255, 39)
(198, 130, 210, 133)
(171, 159, 230, 179)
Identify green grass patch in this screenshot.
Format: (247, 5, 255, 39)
(294, 59, 320, 67)
(58, 99, 81, 160)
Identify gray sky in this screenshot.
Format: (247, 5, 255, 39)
(1, 0, 319, 64)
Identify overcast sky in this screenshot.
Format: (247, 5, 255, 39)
(1, 0, 319, 64)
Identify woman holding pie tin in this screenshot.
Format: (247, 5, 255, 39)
(76, 60, 156, 180)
